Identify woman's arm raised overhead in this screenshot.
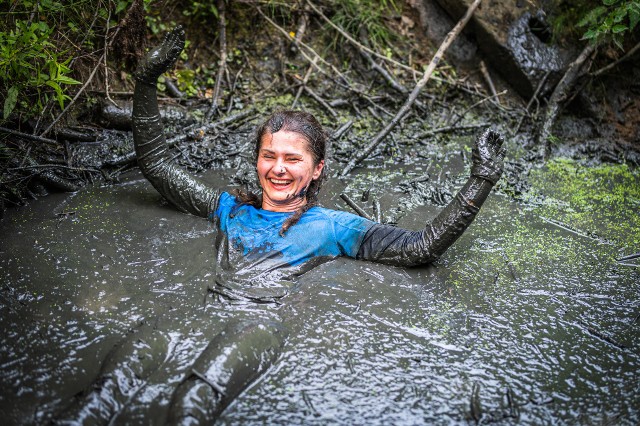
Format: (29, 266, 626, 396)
(357, 129, 506, 266)
(133, 26, 219, 218)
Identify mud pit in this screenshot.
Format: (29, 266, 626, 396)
(1, 131, 639, 424)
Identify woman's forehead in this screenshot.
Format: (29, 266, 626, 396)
(260, 130, 311, 152)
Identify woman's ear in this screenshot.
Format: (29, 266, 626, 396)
(312, 160, 325, 180)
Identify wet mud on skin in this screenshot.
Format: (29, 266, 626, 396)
(1, 137, 639, 424)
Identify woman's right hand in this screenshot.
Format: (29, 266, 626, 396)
(135, 26, 185, 85)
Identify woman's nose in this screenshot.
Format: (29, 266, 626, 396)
(274, 159, 286, 174)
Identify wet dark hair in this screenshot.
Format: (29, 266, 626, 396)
(232, 110, 327, 236)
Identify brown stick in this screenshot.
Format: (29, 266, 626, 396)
(536, 42, 597, 159)
(292, 58, 317, 108)
(0, 126, 58, 145)
(206, 0, 228, 121)
(591, 41, 640, 77)
(340, 0, 482, 176)
(479, 60, 499, 104)
(304, 87, 337, 118)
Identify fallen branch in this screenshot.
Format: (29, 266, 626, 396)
(478, 60, 499, 104)
(304, 86, 337, 118)
(340, 193, 372, 220)
(340, 0, 482, 176)
(292, 58, 317, 108)
(0, 127, 58, 145)
(535, 42, 598, 159)
(191, 369, 227, 396)
(591, 41, 640, 77)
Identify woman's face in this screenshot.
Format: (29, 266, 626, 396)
(257, 130, 324, 212)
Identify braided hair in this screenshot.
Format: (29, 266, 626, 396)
(232, 110, 327, 236)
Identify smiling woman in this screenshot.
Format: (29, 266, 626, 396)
(74, 25, 507, 422)
(257, 130, 324, 212)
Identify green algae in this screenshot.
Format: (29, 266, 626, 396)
(527, 158, 640, 250)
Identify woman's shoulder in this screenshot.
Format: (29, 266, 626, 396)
(307, 205, 375, 230)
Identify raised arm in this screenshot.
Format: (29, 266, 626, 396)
(357, 130, 506, 266)
(133, 26, 218, 218)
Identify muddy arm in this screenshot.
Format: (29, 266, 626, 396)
(133, 26, 218, 218)
(357, 130, 506, 266)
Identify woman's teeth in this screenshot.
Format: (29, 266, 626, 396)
(270, 178, 291, 185)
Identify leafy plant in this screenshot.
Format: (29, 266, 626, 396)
(578, 0, 640, 48)
(0, 20, 80, 120)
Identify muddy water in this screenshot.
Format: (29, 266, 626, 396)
(1, 142, 638, 424)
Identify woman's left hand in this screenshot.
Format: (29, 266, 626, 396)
(470, 129, 506, 185)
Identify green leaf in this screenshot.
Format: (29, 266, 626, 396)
(44, 79, 62, 94)
(56, 75, 81, 85)
(611, 24, 628, 33)
(603, 0, 618, 5)
(3, 86, 19, 120)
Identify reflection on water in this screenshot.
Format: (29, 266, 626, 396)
(0, 162, 638, 424)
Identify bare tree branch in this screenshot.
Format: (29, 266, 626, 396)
(340, 0, 482, 176)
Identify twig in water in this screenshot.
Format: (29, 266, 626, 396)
(539, 216, 610, 244)
(616, 252, 640, 262)
(340, 0, 483, 176)
(576, 320, 627, 350)
(340, 193, 373, 220)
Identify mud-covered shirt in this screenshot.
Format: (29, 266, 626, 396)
(208, 192, 375, 302)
